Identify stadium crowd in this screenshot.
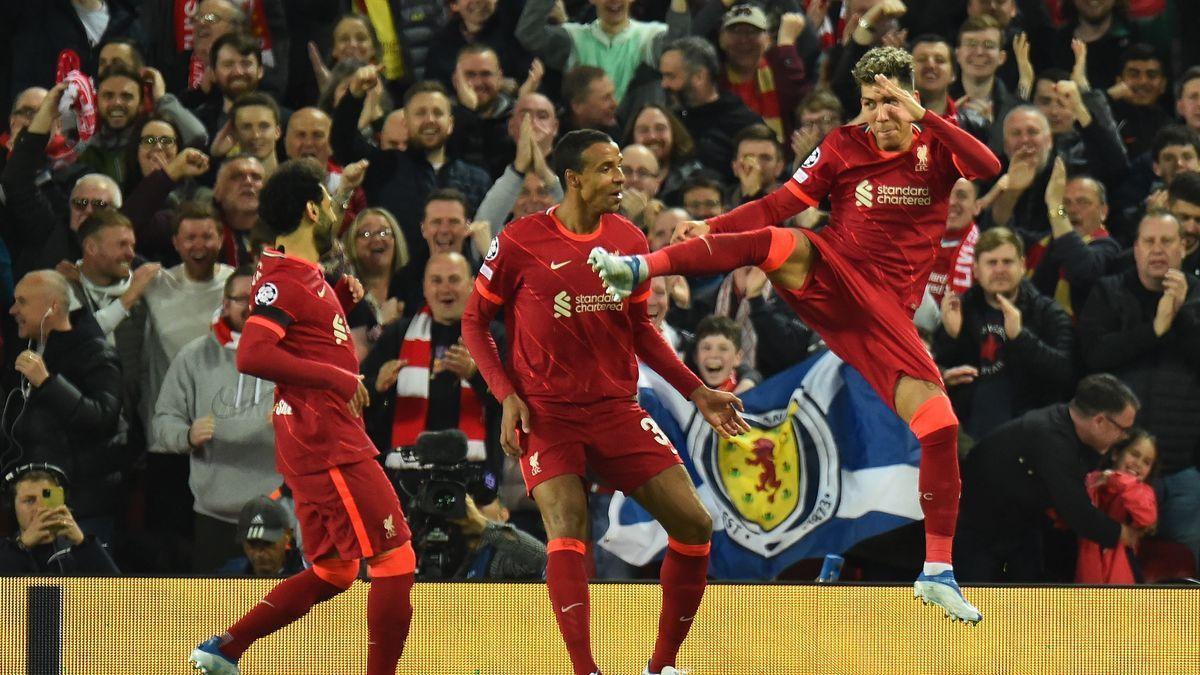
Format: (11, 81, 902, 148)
(0, 0, 1197, 585)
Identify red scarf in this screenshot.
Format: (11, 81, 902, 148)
(176, 0, 275, 88)
(390, 308, 487, 458)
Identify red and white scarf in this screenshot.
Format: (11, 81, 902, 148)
(390, 308, 487, 460)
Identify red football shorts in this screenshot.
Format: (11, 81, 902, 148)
(518, 398, 682, 495)
(777, 228, 944, 410)
(286, 459, 411, 562)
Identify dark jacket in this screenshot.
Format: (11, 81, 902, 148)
(677, 92, 763, 182)
(2, 0, 144, 108)
(0, 534, 120, 576)
(331, 94, 492, 259)
(1078, 268, 1200, 475)
(1028, 229, 1123, 317)
(933, 279, 1075, 430)
(423, 0, 534, 91)
(961, 404, 1121, 549)
(0, 131, 82, 278)
(5, 311, 125, 519)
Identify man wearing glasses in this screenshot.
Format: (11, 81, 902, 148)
(1079, 211, 1200, 571)
(152, 263, 281, 573)
(955, 374, 1144, 582)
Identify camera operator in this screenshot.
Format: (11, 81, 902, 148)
(0, 464, 119, 575)
(451, 495, 546, 580)
(362, 251, 504, 506)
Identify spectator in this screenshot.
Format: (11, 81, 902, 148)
(475, 113, 563, 232)
(678, 172, 727, 221)
(343, 208, 411, 329)
(211, 156, 267, 267)
(660, 37, 764, 181)
(730, 124, 787, 204)
(120, 117, 212, 221)
(74, 67, 147, 186)
(926, 178, 981, 309)
(394, 189, 487, 314)
(561, 66, 620, 138)
(1106, 44, 1170, 158)
(1051, 0, 1138, 92)
(153, 265, 281, 572)
(950, 15, 1018, 132)
(356, 0, 446, 83)
(6, 270, 124, 532)
(1027, 162, 1121, 318)
(425, 0, 533, 92)
(215, 93, 283, 177)
(717, 6, 813, 144)
(690, 315, 758, 394)
(362, 252, 503, 507)
(448, 45, 517, 173)
(1169, 172, 1200, 276)
(910, 35, 989, 143)
(624, 103, 704, 203)
(1075, 430, 1158, 584)
(1112, 126, 1200, 249)
(1178, 66, 1200, 136)
(964, 0, 1055, 91)
(988, 105, 1056, 240)
(195, 32, 288, 140)
(516, 0, 690, 103)
(91, 42, 209, 151)
(1029, 61, 1128, 190)
(332, 74, 492, 260)
(828, 0, 910, 116)
(216, 496, 305, 577)
(646, 275, 686, 354)
(283, 107, 345, 194)
(142, 0, 243, 98)
(622, 143, 663, 201)
(450, 496, 547, 580)
(1078, 211, 1200, 566)
(2, 88, 69, 164)
(649, 207, 689, 252)
(480, 92, 561, 182)
(956, 373, 1141, 582)
(0, 464, 120, 575)
(789, 89, 844, 171)
(934, 227, 1075, 439)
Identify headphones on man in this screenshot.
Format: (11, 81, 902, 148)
(1, 462, 70, 503)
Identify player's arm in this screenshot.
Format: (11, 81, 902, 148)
(461, 283, 517, 403)
(917, 109, 1002, 180)
(238, 310, 360, 401)
(332, 274, 363, 314)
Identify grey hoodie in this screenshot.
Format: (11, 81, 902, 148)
(152, 320, 281, 524)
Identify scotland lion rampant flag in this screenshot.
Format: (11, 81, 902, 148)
(600, 351, 924, 579)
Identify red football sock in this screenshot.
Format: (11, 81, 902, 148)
(546, 539, 597, 675)
(222, 568, 344, 659)
(909, 396, 961, 564)
(366, 573, 414, 675)
(648, 539, 710, 673)
(643, 228, 796, 278)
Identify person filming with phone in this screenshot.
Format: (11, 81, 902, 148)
(0, 463, 119, 575)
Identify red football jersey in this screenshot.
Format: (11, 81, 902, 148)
(788, 123, 970, 311)
(926, 222, 979, 306)
(246, 249, 376, 476)
(472, 208, 652, 406)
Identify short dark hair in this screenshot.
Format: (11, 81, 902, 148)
(1169, 171, 1200, 207)
(209, 32, 262, 72)
(457, 42, 499, 63)
(851, 47, 914, 89)
(78, 209, 133, 242)
(695, 315, 742, 350)
(1066, 174, 1107, 206)
(1071, 373, 1140, 417)
(98, 37, 145, 73)
(974, 225, 1024, 259)
(552, 129, 615, 186)
(226, 263, 257, 295)
(678, 171, 726, 203)
(663, 37, 721, 83)
(1119, 42, 1163, 71)
(257, 160, 326, 238)
(402, 80, 451, 108)
(423, 188, 470, 219)
(172, 200, 223, 236)
(1034, 67, 1072, 86)
(1152, 125, 1200, 162)
(562, 66, 608, 106)
(96, 65, 143, 97)
(733, 124, 783, 161)
(1178, 65, 1200, 98)
(231, 92, 281, 126)
(910, 33, 951, 50)
(794, 88, 844, 120)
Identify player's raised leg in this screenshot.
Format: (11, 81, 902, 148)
(629, 465, 713, 675)
(894, 377, 981, 624)
(588, 226, 812, 300)
(533, 474, 602, 675)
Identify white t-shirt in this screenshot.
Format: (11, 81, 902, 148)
(75, 1, 111, 46)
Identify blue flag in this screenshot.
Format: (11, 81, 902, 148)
(600, 351, 923, 579)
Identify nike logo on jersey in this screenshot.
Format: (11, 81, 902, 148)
(317, 286, 326, 297)
(560, 603, 583, 613)
(550, 260, 571, 270)
(679, 615, 695, 623)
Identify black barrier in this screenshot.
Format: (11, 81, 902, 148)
(26, 585, 60, 675)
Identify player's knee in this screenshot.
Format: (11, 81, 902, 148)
(541, 505, 589, 540)
(312, 557, 360, 590)
(670, 508, 713, 545)
(366, 542, 416, 579)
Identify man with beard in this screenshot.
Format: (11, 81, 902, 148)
(196, 32, 291, 142)
(934, 227, 1074, 440)
(462, 130, 747, 675)
(144, 0, 247, 99)
(191, 160, 416, 675)
(153, 264, 281, 572)
(659, 37, 763, 181)
(140, 201, 235, 564)
(332, 72, 490, 262)
(1107, 44, 1171, 158)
